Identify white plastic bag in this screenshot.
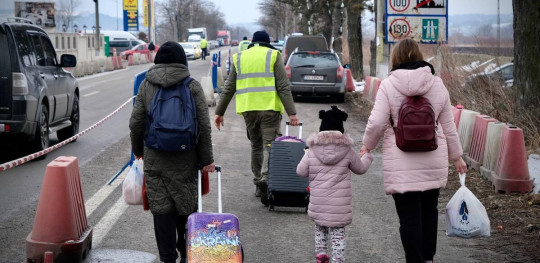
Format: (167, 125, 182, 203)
(122, 159, 144, 205)
(446, 173, 491, 238)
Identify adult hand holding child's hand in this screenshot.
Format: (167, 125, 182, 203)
(360, 145, 370, 156)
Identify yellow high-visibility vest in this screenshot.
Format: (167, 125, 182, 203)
(238, 40, 251, 52)
(233, 45, 284, 114)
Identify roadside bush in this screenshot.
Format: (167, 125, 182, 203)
(421, 44, 540, 150)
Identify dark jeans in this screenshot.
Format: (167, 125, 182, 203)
(153, 212, 190, 263)
(392, 188, 440, 263)
(201, 48, 208, 60)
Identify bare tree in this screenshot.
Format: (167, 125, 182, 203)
(512, 0, 540, 119)
(57, 0, 80, 31)
(156, 0, 226, 42)
(344, 0, 371, 79)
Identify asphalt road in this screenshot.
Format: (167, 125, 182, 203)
(0, 46, 508, 262)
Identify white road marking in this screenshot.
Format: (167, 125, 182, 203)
(85, 167, 128, 218)
(83, 91, 100, 97)
(80, 77, 123, 91)
(77, 68, 128, 81)
(91, 195, 129, 248)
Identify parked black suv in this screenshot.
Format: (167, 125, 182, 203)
(285, 50, 347, 102)
(0, 18, 79, 157)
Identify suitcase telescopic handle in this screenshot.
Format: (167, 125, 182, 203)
(197, 165, 223, 213)
(285, 122, 303, 139)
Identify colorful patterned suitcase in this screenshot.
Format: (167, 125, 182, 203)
(187, 166, 243, 263)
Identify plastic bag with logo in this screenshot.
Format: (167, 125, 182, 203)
(446, 173, 491, 238)
(123, 159, 144, 205)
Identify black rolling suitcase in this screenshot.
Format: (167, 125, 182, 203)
(266, 122, 309, 212)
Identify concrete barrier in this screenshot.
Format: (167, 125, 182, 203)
(492, 125, 534, 193)
(91, 60, 101, 74)
(465, 115, 497, 170)
(201, 77, 216, 107)
(26, 156, 92, 263)
(217, 67, 224, 90)
(457, 109, 480, 156)
(84, 61, 94, 76)
(72, 63, 85, 78)
(133, 53, 142, 65)
(480, 122, 506, 181)
(105, 57, 114, 71)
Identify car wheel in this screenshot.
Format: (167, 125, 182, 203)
(31, 104, 49, 159)
(57, 96, 80, 142)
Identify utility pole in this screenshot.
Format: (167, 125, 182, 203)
(376, 0, 389, 78)
(94, 0, 100, 56)
(147, 0, 152, 43)
(497, 0, 500, 64)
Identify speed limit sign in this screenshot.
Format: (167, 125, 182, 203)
(389, 0, 410, 13)
(386, 16, 447, 43)
(388, 18, 411, 40)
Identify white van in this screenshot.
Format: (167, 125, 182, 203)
(101, 31, 144, 55)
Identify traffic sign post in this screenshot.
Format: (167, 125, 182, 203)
(386, 16, 447, 43)
(385, 0, 447, 44)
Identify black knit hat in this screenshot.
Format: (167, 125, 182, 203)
(319, 106, 348, 133)
(252, 31, 270, 43)
(154, 41, 187, 65)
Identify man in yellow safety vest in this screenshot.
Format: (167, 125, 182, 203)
(238, 36, 250, 52)
(199, 38, 208, 60)
(214, 31, 299, 205)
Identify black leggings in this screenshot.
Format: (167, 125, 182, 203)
(392, 188, 440, 263)
(153, 212, 189, 263)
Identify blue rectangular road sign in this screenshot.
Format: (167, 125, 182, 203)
(123, 9, 139, 31)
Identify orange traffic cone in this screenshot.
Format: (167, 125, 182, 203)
(363, 76, 372, 99)
(492, 126, 534, 194)
(26, 156, 92, 263)
(371, 78, 382, 102)
(345, 69, 355, 92)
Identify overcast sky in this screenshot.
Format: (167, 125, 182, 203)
(2, 0, 513, 25)
(75, 0, 512, 24)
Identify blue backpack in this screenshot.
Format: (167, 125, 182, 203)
(144, 77, 197, 152)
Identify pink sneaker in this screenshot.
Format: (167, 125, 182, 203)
(316, 254, 329, 263)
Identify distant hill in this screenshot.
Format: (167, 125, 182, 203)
(448, 14, 513, 38)
(72, 12, 147, 33)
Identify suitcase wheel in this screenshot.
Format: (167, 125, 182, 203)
(269, 205, 275, 211)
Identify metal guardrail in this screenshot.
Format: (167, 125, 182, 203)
(0, 17, 34, 24)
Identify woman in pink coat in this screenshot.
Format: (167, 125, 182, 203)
(360, 39, 467, 263)
(297, 106, 373, 263)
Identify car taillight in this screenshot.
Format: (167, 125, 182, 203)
(12, 72, 28, 95)
(285, 65, 291, 79)
(307, 51, 321, 55)
(337, 65, 344, 80)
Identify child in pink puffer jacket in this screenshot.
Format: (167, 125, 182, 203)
(297, 106, 373, 263)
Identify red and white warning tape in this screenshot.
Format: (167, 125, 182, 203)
(0, 96, 135, 172)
